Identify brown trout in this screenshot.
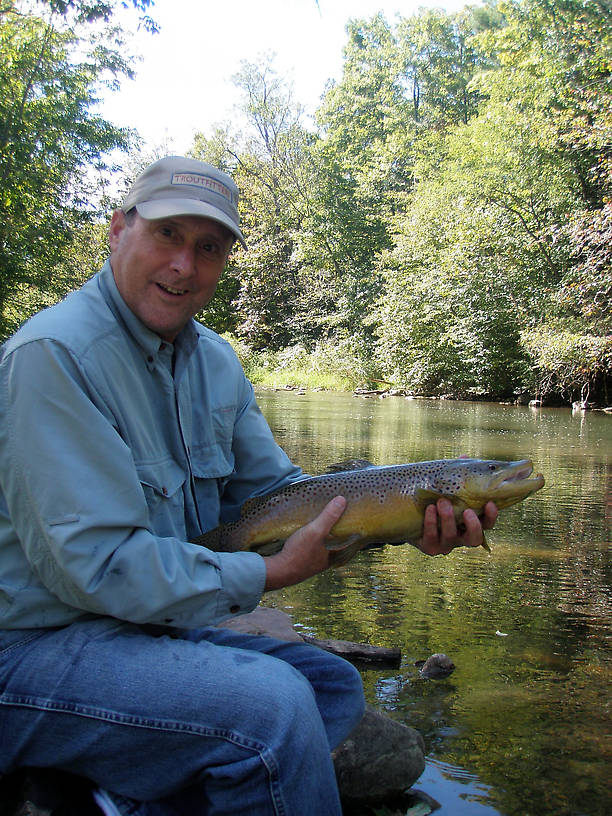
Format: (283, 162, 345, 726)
(192, 458, 545, 566)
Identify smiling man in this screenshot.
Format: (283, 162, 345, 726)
(109, 162, 239, 343)
(0, 156, 495, 816)
(0, 156, 366, 816)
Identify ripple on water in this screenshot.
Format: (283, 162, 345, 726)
(416, 758, 500, 815)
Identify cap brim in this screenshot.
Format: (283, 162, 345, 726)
(134, 199, 247, 249)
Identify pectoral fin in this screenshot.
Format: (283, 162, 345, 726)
(326, 534, 364, 568)
(414, 487, 456, 507)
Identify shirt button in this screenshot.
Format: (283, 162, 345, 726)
(229, 604, 240, 614)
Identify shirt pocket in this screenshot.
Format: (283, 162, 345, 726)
(190, 405, 236, 481)
(190, 407, 236, 532)
(136, 458, 187, 538)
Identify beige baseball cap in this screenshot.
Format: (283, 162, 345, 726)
(122, 156, 247, 249)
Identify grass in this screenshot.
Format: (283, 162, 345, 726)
(223, 334, 380, 393)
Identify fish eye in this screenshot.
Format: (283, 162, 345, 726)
(488, 464, 498, 470)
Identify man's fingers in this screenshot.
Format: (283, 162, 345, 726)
(308, 496, 347, 538)
(420, 503, 449, 555)
(461, 507, 484, 547)
(481, 501, 498, 530)
(436, 498, 458, 540)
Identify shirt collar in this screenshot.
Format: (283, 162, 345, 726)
(98, 260, 199, 367)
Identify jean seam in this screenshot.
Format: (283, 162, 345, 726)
(0, 631, 47, 656)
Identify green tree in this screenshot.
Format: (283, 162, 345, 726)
(0, 1, 153, 337)
(193, 56, 314, 348)
(310, 8, 499, 362)
(375, 0, 611, 402)
(488, 0, 612, 401)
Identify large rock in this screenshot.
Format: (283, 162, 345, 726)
(216, 605, 304, 641)
(333, 704, 426, 806)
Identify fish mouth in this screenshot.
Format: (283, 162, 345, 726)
(488, 459, 545, 494)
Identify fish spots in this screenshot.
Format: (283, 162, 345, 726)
(191, 457, 543, 555)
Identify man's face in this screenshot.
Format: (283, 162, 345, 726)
(108, 210, 234, 342)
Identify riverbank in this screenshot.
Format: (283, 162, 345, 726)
(225, 335, 610, 410)
(258, 381, 612, 413)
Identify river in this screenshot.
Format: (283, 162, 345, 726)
(254, 388, 612, 816)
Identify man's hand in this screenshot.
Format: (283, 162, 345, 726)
(416, 499, 498, 556)
(263, 496, 347, 591)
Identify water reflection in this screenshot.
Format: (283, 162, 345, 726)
(256, 390, 612, 816)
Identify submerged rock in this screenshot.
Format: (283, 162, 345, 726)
(416, 653, 455, 679)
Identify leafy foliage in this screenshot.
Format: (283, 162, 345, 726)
(0, 1, 145, 336)
(2, 0, 610, 404)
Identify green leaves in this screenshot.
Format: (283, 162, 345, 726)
(0, 1, 142, 336)
(2, 0, 608, 404)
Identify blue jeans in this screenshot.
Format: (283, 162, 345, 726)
(0, 617, 365, 815)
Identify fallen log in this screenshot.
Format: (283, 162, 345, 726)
(216, 607, 402, 667)
(302, 635, 402, 668)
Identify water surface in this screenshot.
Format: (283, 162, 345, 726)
(256, 389, 612, 816)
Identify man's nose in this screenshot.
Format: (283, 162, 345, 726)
(170, 245, 196, 276)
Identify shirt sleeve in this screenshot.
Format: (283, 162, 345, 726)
(0, 339, 266, 627)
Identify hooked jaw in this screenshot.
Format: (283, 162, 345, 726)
(489, 459, 534, 488)
(485, 459, 545, 506)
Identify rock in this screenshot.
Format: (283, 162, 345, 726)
(416, 653, 455, 679)
(333, 704, 426, 807)
(216, 605, 304, 641)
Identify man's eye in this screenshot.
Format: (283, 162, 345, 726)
(199, 242, 220, 255)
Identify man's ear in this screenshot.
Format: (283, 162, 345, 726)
(108, 210, 127, 252)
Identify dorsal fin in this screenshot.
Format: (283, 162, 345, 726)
(324, 458, 376, 473)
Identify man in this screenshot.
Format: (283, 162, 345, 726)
(0, 156, 497, 815)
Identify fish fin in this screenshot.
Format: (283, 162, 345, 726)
(327, 534, 364, 568)
(324, 459, 376, 473)
(415, 487, 447, 506)
(252, 539, 285, 556)
(325, 534, 361, 551)
(481, 532, 492, 554)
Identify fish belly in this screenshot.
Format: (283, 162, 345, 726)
(243, 491, 424, 553)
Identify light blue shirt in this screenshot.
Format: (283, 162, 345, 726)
(0, 261, 303, 629)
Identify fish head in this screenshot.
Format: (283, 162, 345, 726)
(441, 458, 545, 510)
